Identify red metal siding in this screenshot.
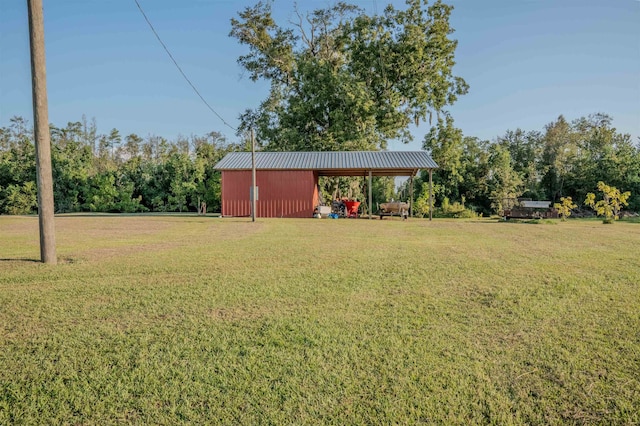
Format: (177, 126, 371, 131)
(221, 170, 318, 218)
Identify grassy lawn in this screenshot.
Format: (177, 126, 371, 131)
(1, 215, 638, 424)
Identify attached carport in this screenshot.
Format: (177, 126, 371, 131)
(214, 151, 438, 219)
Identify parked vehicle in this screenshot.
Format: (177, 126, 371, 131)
(503, 198, 559, 220)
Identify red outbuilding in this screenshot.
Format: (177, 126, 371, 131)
(214, 151, 438, 218)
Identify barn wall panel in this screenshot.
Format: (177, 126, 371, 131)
(221, 170, 317, 218)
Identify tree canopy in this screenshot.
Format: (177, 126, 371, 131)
(412, 113, 640, 215)
(0, 116, 240, 215)
(1, 112, 638, 216)
(230, 0, 468, 151)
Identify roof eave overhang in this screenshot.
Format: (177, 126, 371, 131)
(317, 168, 422, 177)
(219, 168, 431, 177)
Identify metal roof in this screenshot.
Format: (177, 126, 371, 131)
(214, 151, 438, 177)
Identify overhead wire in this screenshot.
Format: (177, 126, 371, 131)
(132, 0, 236, 131)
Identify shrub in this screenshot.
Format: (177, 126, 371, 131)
(554, 196, 577, 221)
(585, 182, 631, 223)
(435, 197, 478, 219)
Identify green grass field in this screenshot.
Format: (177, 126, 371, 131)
(1, 215, 639, 424)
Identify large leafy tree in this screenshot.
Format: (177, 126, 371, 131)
(50, 122, 94, 212)
(230, 0, 468, 151)
(567, 113, 640, 210)
(423, 115, 464, 202)
(457, 136, 491, 213)
(539, 115, 577, 202)
(486, 144, 523, 214)
(496, 129, 543, 200)
(192, 131, 241, 213)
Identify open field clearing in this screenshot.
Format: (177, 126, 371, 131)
(1, 215, 639, 424)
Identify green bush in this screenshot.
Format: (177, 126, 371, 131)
(0, 181, 37, 214)
(433, 197, 478, 219)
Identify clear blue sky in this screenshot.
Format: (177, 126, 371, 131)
(1, 0, 638, 150)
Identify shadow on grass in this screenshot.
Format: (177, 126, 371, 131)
(0, 257, 80, 264)
(500, 218, 558, 225)
(0, 257, 40, 263)
(56, 212, 221, 218)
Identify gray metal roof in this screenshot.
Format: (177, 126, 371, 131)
(214, 151, 438, 176)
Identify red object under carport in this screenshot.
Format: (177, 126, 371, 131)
(343, 200, 360, 218)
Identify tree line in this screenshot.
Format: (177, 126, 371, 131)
(1, 112, 637, 217)
(0, 116, 241, 215)
(409, 113, 640, 216)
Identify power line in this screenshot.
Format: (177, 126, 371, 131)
(132, 0, 236, 131)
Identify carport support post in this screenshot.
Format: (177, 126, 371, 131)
(429, 168, 433, 221)
(251, 128, 256, 222)
(368, 170, 372, 219)
(409, 174, 414, 219)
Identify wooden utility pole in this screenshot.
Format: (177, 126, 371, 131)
(28, 0, 57, 264)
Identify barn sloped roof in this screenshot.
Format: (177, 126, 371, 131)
(214, 151, 438, 176)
